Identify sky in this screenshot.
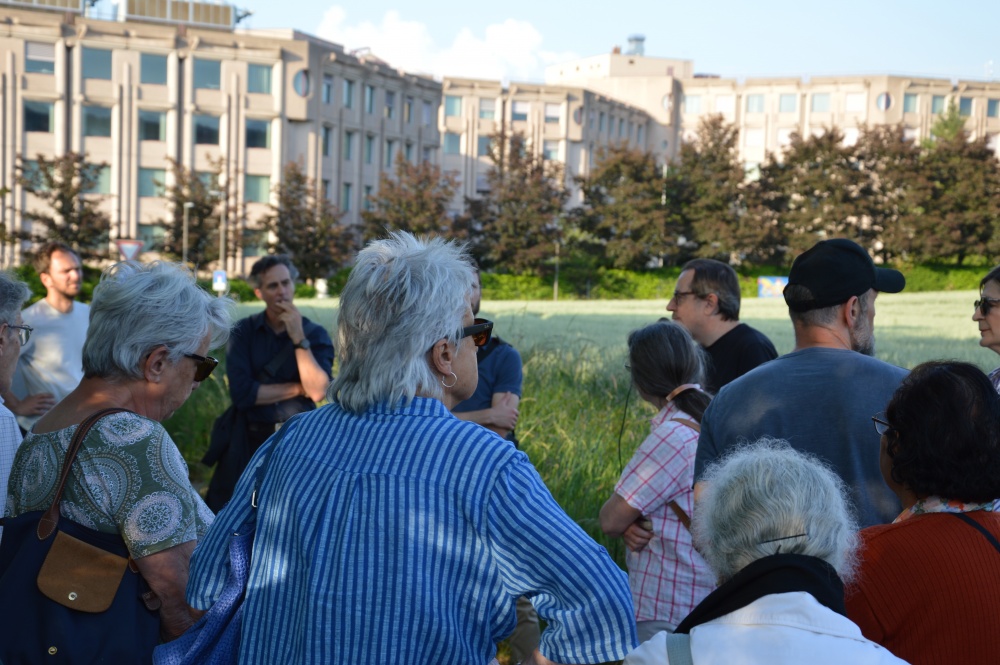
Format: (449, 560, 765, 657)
(233, 0, 1000, 84)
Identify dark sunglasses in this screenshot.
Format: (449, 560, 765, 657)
(975, 296, 1000, 317)
(184, 353, 219, 382)
(461, 318, 494, 347)
(871, 414, 895, 437)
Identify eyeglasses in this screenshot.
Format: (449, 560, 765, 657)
(975, 296, 1000, 316)
(184, 353, 219, 382)
(461, 318, 494, 347)
(671, 290, 704, 303)
(7, 324, 32, 346)
(871, 413, 895, 437)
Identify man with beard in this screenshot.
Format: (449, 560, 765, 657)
(2, 243, 88, 432)
(693, 239, 907, 527)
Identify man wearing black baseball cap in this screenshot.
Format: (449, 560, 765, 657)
(693, 239, 909, 527)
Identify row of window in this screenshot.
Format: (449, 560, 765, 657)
(444, 96, 564, 124)
(24, 42, 275, 93)
(320, 76, 435, 126)
(443, 133, 560, 160)
(683, 91, 1000, 118)
(324, 129, 421, 166)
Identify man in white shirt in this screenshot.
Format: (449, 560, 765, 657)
(3, 243, 89, 432)
(0, 272, 32, 544)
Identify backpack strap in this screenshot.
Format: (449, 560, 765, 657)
(665, 632, 694, 665)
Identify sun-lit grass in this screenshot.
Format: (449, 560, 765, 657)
(165, 290, 995, 664)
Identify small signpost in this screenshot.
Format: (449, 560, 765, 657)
(212, 269, 228, 294)
(115, 239, 144, 261)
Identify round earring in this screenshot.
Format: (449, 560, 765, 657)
(441, 371, 458, 389)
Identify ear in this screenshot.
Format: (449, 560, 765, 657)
(702, 292, 720, 315)
(253, 287, 263, 301)
(39, 272, 53, 290)
(843, 295, 861, 329)
(143, 345, 170, 384)
(428, 338, 455, 378)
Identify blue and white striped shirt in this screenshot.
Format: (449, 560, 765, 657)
(189, 397, 636, 664)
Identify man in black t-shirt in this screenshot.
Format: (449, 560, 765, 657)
(667, 258, 777, 393)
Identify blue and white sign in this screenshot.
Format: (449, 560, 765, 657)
(212, 270, 228, 293)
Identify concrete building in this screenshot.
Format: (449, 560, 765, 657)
(0, 0, 441, 272)
(439, 77, 652, 211)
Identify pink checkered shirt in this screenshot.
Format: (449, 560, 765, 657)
(614, 403, 715, 625)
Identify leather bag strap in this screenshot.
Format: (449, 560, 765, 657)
(667, 417, 700, 532)
(37, 408, 129, 540)
(950, 512, 1000, 556)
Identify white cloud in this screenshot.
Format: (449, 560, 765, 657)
(316, 6, 577, 82)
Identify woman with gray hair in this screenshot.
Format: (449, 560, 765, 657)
(624, 440, 908, 664)
(4, 261, 232, 656)
(188, 232, 636, 665)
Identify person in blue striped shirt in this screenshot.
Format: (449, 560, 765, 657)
(187, 232, 637, 664)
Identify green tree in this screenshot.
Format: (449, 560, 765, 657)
(160, 157, 222, 267)
(14, 152, 111, 259)
(573, 145, 671, 270)
(360, 159, 463, 242)
(467, 131, 567, 275)
(263, 162, 358, 281)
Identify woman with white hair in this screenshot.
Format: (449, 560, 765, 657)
(624, 440, 908, 664)
(3, 261, 233, 659)
(187, 232, 636, 665)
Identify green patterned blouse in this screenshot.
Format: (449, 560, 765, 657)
(5, 411, 213, 559)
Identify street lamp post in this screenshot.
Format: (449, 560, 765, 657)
(182, 201, 194, 265)
(210, 189, 226, 273)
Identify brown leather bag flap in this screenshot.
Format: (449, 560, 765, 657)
(36, 530, 129, 613)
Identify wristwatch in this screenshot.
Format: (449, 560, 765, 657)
(294, 338, 311, 350)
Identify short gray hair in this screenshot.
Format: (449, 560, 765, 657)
(694, 438, 859, 583)
(787, 285, 871, 327)
(331, 232, 474, 412)
(83, 261, 234, 380)
(0, 272, 31, 326)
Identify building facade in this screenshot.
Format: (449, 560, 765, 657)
(0, 0, 441, 272)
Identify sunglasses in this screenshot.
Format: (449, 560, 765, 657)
(975, 296, 1000, 316)
(871, 413, 896, 437)
(461, 318, 494, 347)
(184, 352, 219, 382)
(7, 323, 32, 346)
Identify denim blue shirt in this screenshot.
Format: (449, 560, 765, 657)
(188, 397, 636, 663)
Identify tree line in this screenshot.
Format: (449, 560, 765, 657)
(7, 101, 999, 279)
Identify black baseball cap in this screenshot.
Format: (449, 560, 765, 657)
(783, 239, 905, 312)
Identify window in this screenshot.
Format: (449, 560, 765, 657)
(343, 131, 355, 160)
(293, 71, 309, 97)
(845, 93, 866, 113)
(543, 140, 559, 160)
(960, 97, 973, 116)
(140, 53, 168, 85)
(444, 95, 462, 117)
(932, 95, 946, 114)
(444, 132, 461, 154)
(599, 112, 606, 132)
(811, 93, 831, 113)
(363, 185, 373, 211)
(85, 164, 111, 194)
(193, 58, 221, 90)
(138, 224, 166, 251)
(138, 168, 166, 197)
(405, 96, 414, 124)
(744, 128, 764, 147)
(422, 100, 432, 126)
(777, 128, 794, 147)
(683, 95, 701, 114)
(511, 101, 529, 122)
(24, 100, 54, 132)
(25, 42, 55, 74)
(246, 119, 270, 149)
(404, 142, 413, 162)
(779, 94, 797, 113)
(544, 103, 560, 124)
(244, 174, 270, 203)
(477, 135, 492, 157)
(341, 182, 352, 212)
(637, 125, 644, 144)
(842, 127, 859, 147)
(82, 47, 112, 80)
(343, 80, 355, 108)
(194, 114, 220, 145)
(138, 110, 165, 141)
(322, 126, 332, 156)
(364, 85, 375, 114)
(322, 75, 333, 104)
(715, 95, 735, 114)
(83, 105, 112, 137)
(876, 93, 892, 111)
(480, 98, 495, 120)
(21, 160, 45, 190)
(322, 179, 331, 200)
(746, 94, 764, 113)
(365, 135, 375, 164)
(197, 171, 217, 189)
(618, 118, 625, 137)
(385, 91, 396, 119)
(422, 146, 434, 163)
(989, 99, 1000, 118)
(904, 93, 918, 113)
(247, 64, 272, 94)
(385, 139, 395, 168)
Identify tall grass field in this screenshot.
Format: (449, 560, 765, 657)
(166, 291, 993, 662)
